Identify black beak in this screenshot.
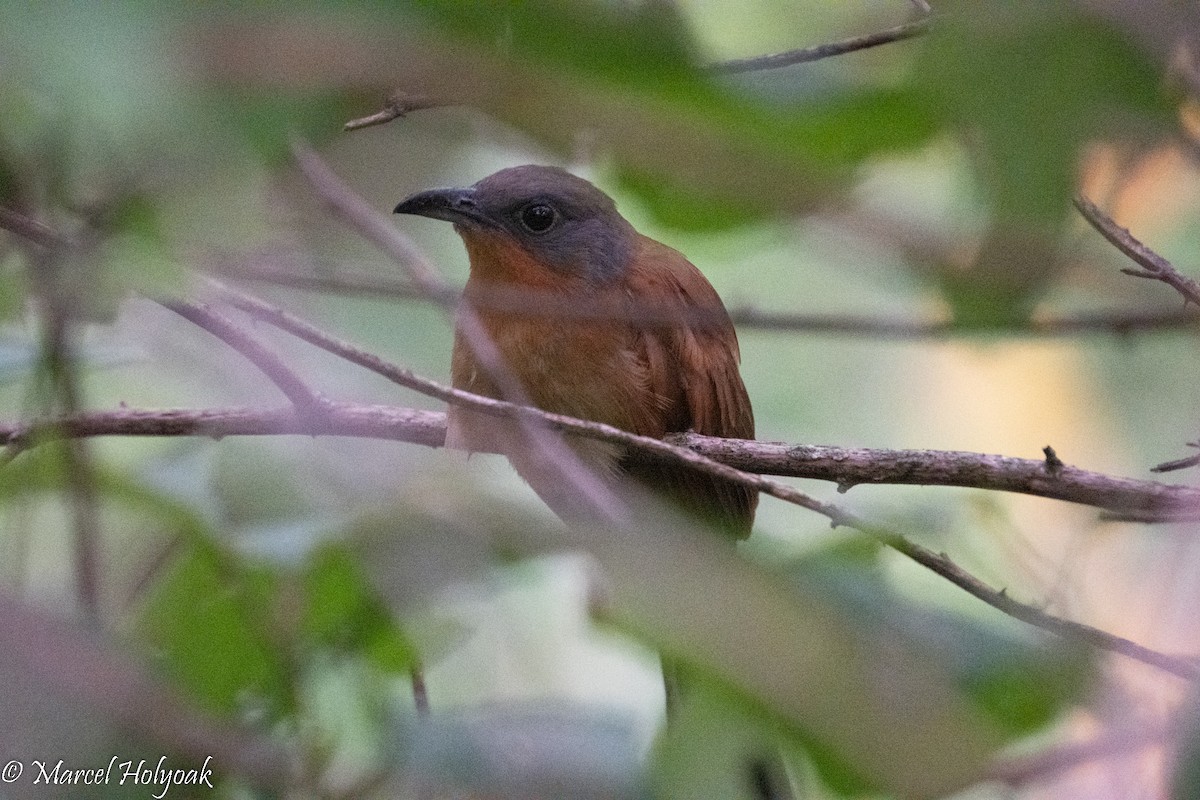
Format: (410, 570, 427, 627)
(393, 187, 494, 228)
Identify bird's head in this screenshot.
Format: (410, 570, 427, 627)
(394, 165, 637, 285)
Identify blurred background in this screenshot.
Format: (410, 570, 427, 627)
(2, 1, 1200, 798)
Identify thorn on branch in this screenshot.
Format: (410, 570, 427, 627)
(1042, 445, 1064, 476)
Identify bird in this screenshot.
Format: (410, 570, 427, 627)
(393, 165, 756, 540)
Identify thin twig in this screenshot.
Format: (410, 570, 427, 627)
(1153, 444, 1200, 474)
(709, 17, 931, 75)
(343, 92, 445, 132)
(1074, 195, 1200, 475)
(987, 723, 1168, 787)
(212, 258, 1200, 338)
(160, 300, 327, 411)
(2, 203, 103, 623)
(1074, 195, 1200, 307)
(0, 205, 67, 248)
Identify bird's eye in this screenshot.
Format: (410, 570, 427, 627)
(519, 203, 557, 233)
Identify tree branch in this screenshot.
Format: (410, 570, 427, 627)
(708, 17, 931, 75)
(159, 300, 327, 411)
(675, 435, 1200, 517)
(1075, 194, 1200, 307)
(343, 91, 446, 131)
(7, 398, 1198, 679)
(3, 403, 1196, 517)
(987, 723, 1167, 788)
(0, 205, 67, 249)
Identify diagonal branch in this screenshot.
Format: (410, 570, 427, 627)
(1075, 195, 1200, 307)
(0, 206, 67, 249)
(160, 300, 326, 411)
(1151, 443, 1200, 474)
(708, 17, 931, 75)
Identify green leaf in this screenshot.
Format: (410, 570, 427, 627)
(133, 540, 289, 716)
(303, 544, 420, 673)
(918, 3, 1171, 223)
(223, 90, 358, 168)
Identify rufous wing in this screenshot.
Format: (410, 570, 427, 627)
(619, 236, 758, 539)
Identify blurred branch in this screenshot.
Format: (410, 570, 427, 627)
(290, 141, 446, 294)
(0, 206, 67, 248)
(1, 203, 102, 624)
(1151, 442, 1200, 474)
(708, 17, 931, 75)
(159, 300, 328, 411)
(988, 723, 1167, 788)
(214, 257, 1200, 338)
(1075, 194, 1200, 307)
(41, 310, 103, 626)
